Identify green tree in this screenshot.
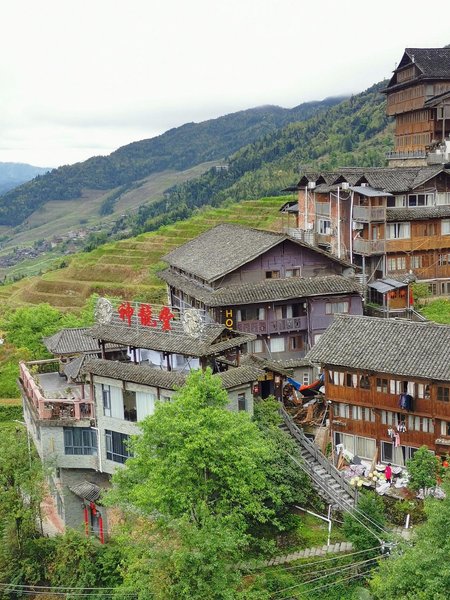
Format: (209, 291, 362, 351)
(109, 369, 279, 527)
(406, 445, 441, 492)
(343, 491, 386, 556)
(370, 484, 450, 599)
(0, 424, 44, 584)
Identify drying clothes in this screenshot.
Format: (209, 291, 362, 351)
(394, 432, 400, 448)
(399, 394, 414, 411)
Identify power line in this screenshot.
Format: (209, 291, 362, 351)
(271, 556, 383, 598)
(247, 544, 382, 573)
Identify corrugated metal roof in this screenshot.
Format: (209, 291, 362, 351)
(350, 186, 394, 198)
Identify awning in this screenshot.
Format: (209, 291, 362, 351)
(368, 278, 407, 294)
(69, 481, 102, 503)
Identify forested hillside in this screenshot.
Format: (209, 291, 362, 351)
(0, 162, 49, 195)
(126, 82, 393, 235)
(0, 98, 344, 226)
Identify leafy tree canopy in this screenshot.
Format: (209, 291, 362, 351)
(109, 369, 279, 527)
(370, 483, 450, 599)
(406, 445, 441, 492)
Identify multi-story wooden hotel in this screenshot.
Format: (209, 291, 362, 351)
(307, 315, 450, 465)
(383, 47, 450, 166)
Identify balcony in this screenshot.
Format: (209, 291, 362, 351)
(353, 206, 386, 222)
(316, 202, 330, 217)
(236, 315, 307, 335)
(19, 360, 94, 422)
(353, 238, 386, 255)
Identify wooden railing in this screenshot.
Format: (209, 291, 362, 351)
(353, 206, 386, 222)
(237, 316, 307, 335)
(279, 404, 356, 501)
(19, 361, 94, 421)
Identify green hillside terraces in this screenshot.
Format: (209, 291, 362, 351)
(2, 197, 287, 312)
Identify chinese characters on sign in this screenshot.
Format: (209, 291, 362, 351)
(118, 302, 174, 331)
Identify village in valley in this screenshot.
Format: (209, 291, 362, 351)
(2, 44, 450, 599)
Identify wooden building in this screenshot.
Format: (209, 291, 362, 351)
(159, 223, 363, 379)
(307, 315, 450, 464)
(286, 166, 450, 297)
(382, 47, 450, 166)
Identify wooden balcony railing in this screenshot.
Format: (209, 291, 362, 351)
(353, 206, 387, 222)
(353, 238, 386, 255)
(19, 361, 94, 421)
(237, 315, 307, 335)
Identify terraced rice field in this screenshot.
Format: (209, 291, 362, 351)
(3, 197, 286, 311)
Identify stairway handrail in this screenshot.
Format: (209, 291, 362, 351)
(280, 404, 355, 500)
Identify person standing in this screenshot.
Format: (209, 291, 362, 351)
(385, 463, 392, 485)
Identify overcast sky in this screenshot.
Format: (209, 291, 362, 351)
(1, 0, 449, 168)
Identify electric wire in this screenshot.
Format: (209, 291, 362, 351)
(271, 555, 384, 597)
(247, 544, 382, 572)
(287, 452, 393, 542)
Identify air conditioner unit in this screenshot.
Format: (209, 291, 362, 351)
(306, 222, 314, 230)
(307, 181, 316, 190)
(361, 182, 368, 187)
(325, 227, 332, 235)
(352, 221, 364, 230)
(341, 182, 350, 190)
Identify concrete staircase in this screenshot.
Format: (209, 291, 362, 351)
(280, 406, 356, 511)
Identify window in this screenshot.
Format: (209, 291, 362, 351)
(438, 386, 450, 402)
(355, 436, 376, 459)
(265, 270, 280, 279)
(345, 373, 357, 388)
(123, 390, 137, 422)
(318, 219, 332, 235)
(410, 255, 422, 269)
(335, 403, 350, 419)
(376, 378, 388, 393)
(442, 220, 450, 235)
(325, 301, 349, 314)
(285, 268, 300, 278)
(438, 253, 450, 266)
(302, 372, 310, 386)
(359, 374, 371, 390)
(407, 193, 433, 207)
(288, 335, 304, 351)
(269, 336, 285, 353)
(441, 421, 450, 436)
(102, 384, 111, 417)
(237, 393, 247, 412)
(381, 410, 396, 426)
(253, 339, 263, 353)
(63, 427, 97, 456)
(354, 407, 375, 422)
(387, 256, 406, 271)
(105, 430, 133, 464)
(386, 222, 410, 239)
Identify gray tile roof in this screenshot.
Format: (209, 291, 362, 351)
(160, 269, 361, 307)
(84, 358, 187, 388)
(83, 358, 263, 391)
(43, 328, 122, 356)
(43, 328, 102, 355)
(386, 205, 450, 222)
(69, 481, 102, 503)
(86, 323, 255, 357)
(63, 354, 97, 382)
(404, 48, 450, 79)
(306, 315, 450, 382)
(162, 223, 350, 282)
(299, 167, 448, 194)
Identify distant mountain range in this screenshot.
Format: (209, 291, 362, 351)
(0, 163, 50, 195)
(0, 97, 346, 227)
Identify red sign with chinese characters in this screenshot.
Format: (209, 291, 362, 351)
(118, 302, 174, 331)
